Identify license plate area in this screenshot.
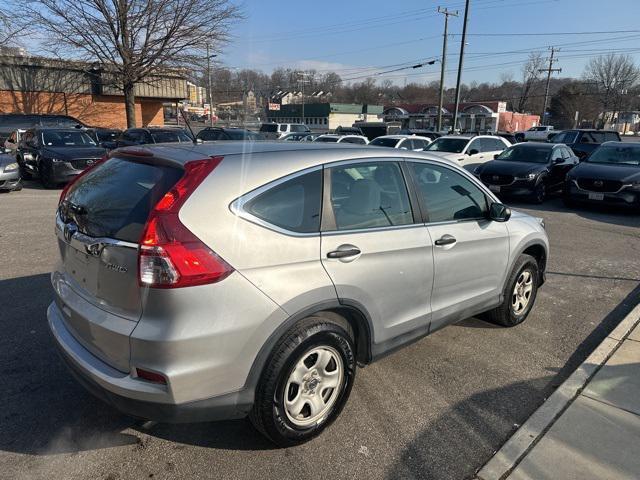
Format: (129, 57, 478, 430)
(588, 192, 604, 201)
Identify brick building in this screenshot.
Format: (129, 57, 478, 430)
(382, 101, 539, 133)
(0, 55, 187, 129)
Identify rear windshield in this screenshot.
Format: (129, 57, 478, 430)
(62, 158, 183, 242)
(260, 124, 278, 132)
(426, 137, 468, 153)
(315, 136, 339, 143)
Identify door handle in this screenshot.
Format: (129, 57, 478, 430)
(327, 248, 361, 259)
(435, 235, 456, 246)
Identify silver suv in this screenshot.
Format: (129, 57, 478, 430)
(48, 142, 548, 446)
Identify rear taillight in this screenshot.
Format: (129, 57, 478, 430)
(58, 155, 109, 205)
(138, 156, 233, 288)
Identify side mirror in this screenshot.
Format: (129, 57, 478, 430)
(553, 157, 563, 164)
(489, 202, 511, 222)
(493, 153, 499, 159)
(468, 149, 479, 155)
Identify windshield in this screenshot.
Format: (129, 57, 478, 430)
(370, 137, 400, 148)
(587, 144, 640, 166)
(41, 130, 97, 147)
(150, 130, 192, 143)
(496, 146, 551, 164)
(552, 131, 578, 144)
(426, 137, 468, 153)
(291, 124, 310, 132)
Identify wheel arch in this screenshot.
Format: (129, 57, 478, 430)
(518, 241, 547, 286)
(244, 300, 374, 397)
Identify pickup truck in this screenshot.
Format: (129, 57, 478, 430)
(550, 129, 621, 160)
(516, 125, 555, 142)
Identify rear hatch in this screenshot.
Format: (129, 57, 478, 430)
(54, 156, 183, 371)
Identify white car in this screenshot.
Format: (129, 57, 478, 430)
(259, 123, 311, 140)
(424, 135, 510, 170)
(369, 135, 431, 151)
(313, 134, 369, 145)
(517, 126, 555, 142)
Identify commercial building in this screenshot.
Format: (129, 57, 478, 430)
(266, 103, 384, 131)
(382, 101, 539, 133)
(0, 55, 188, 128)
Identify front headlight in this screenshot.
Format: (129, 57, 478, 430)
(515, 173, 538, 181)
(3, 162, 18, 172)
(50, 158, 63, 163)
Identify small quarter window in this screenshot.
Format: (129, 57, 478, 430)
(244, 170, 322, 233)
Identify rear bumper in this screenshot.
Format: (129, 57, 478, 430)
(48, 301, 252, 423)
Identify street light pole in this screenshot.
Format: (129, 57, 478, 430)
(452, 0, 470, 133)
(437, 6, 458, 132)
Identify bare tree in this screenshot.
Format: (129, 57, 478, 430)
(25, 0, 242, 127)
(516, 52, 544, 113)
(583, 53, 640, 128)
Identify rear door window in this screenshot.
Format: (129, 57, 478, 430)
(244, 170, 322, 233)
(259, 124, 278, 133)
(328, 161, 413, 231)
(62, 158, 183, 242)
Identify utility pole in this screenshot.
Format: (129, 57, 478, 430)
(297, 72, 311, 125)
(452, 0, 470, 133)
(538, 46, 561, 126)
(436, 6, 458, 132)
(205, 43, 217, 126)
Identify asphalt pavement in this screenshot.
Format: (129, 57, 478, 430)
(0, 182, 638, 480)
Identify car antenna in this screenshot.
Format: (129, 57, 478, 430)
(179, 107, 198, 145)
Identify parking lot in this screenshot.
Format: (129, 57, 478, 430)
(1, 183, 638, 480)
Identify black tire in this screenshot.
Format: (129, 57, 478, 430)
(39, 161, 57, 189)
(562, 190, 577, 208)
(488, 254, 540, 327)
(530, 182, 546, 204)
(250, 315, 356, 447)
(18, 159, 32, 180)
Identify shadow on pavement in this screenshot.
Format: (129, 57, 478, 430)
(0, 273, 272, 456)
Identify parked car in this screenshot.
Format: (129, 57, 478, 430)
(495, 132, 519, 145)
(552, 129, 621, 160)
(3, 128, 26, 154)
(369, 135, 431, 151)
(259, 123, 311, 140)
(334, 126, 364, 136)
(86, 127, 122, 146)
(397, 129, 442, 141)
(0, 147, 21, 192)
(314, 134, 369, 144)
(196, 127, 264, 141)
(50, 142, 548, 446)
(280, 132, 316, 142)
(515, 125, 555, 142)
(0, 113, 86, 144)
(109, 127, 193, 148)
(564, 141, 640, 209)
(474, 142, 579, 203)
(16, 128, 106, 188)
(424, 135, 510, 170)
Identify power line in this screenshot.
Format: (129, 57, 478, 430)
(451, 29, 640, 36)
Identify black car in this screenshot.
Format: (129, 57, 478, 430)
(474, 142, 579, 203)
(86, 127, 122, 146)
(495, 132, 520, 144)
(397, 129, 441, 141)
(16, 128, 106, 188)
(0, 113, 86, 144)
(564, 141, 640, 209)
(196, 127, 264, 141)
(552, 129, 621, 160)
(108, 127, 193, 148)
(334, 126, 364, 136)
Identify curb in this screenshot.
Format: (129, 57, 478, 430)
(476, 301, 640, 480)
